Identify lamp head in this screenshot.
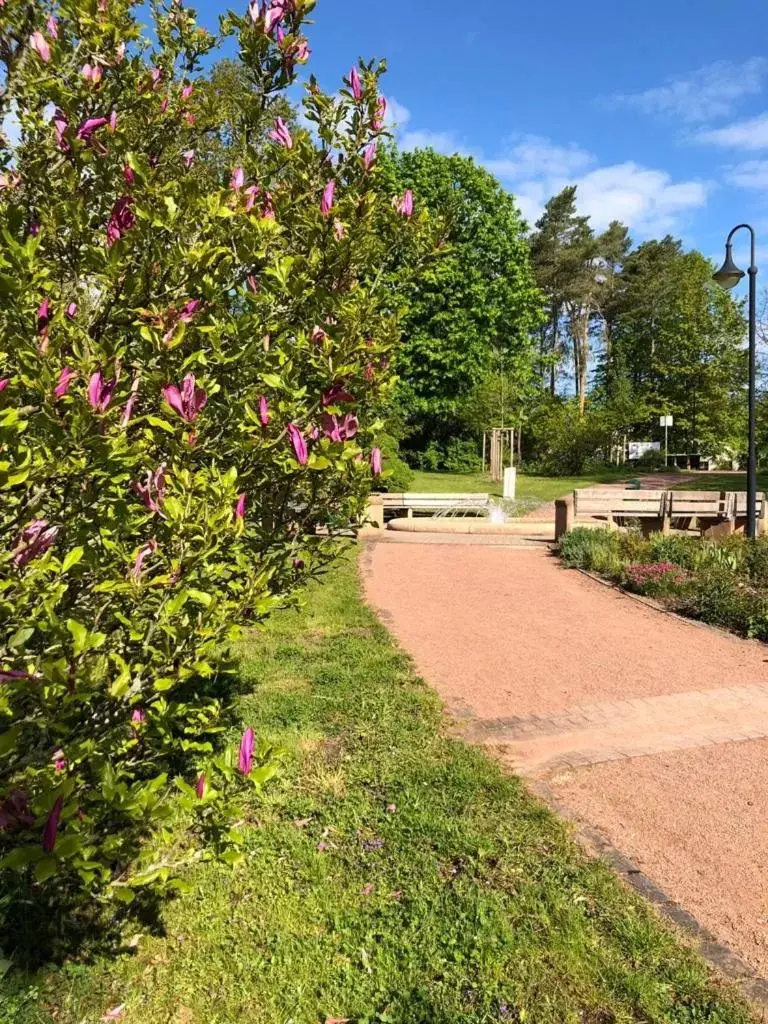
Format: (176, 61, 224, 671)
(713, 243, 745, 290)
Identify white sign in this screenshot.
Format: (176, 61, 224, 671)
(660, 415, 674, 427)
(628, 441, 661, 461)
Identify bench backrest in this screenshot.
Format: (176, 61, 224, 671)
(732, 491, 766, 515)
(668, 491, 729, 517)
(574, 489, 666, 517)
(380, 492, 490, 509)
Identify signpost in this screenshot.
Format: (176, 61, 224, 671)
(660, 415, 673, 461)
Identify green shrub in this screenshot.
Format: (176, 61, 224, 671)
(646, 534, 702, 570)
(691, 567, 767, 638)
(559, 528, 622, 576)
(372, 433, 414, 492)
(745, 536, 768, 584)
(0, 0, 427, 913)
(443, 438, 482, 473)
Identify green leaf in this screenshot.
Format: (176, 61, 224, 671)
(0, 726, 20, 756)
(261, 373, 283, 389)
(8, 626, 33, 650)
(61, 547, 84, 573)
(154, 677, 175, 692)
(147, 415, 176, 433)
(66, 619, 88, 656)
(0, 846, 43, 871)
(187, 589, 212, 607)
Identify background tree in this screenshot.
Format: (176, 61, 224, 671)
(601, 240, 747, 455)
(381, 149, 543, 457)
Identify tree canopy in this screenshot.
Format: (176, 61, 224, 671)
(381, 149, 543, 448)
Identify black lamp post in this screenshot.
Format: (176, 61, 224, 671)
(713, 224, 758, 539)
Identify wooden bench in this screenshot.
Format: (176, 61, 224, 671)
(574, 489, 667, 531)
(382, 493, 491, 517)
(367, 493, 492, 527)
(555, 488, 768, 540)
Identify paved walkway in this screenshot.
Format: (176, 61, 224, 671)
(362, 542, 768, 976)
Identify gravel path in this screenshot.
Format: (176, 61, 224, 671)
(362, 541, 768, 976)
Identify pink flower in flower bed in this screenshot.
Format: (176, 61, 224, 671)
(624, 561, 687, 592)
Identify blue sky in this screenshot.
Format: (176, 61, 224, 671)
(206, 0, 768, 264)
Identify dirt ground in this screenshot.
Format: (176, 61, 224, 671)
(362, 541, 768, 976)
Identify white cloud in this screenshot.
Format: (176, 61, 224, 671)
(723, 159, 768, 190)
(485, 134, 594, 181)
(485, 139, 708, 235)
(608, 58, 768, 123)
(695, 112, 768, 150)
(384, 96, 411, 132)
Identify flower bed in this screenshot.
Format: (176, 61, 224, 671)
(559, 528, 768, 642)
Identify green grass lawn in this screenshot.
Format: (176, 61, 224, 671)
(1, 557, 752, 1024)
(671, 472, 768, 493)
(410, 468, 630, 503)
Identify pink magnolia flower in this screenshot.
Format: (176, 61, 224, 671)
(52, 108, 69, 152)
(29, 31, 51, 63)
(322, 412, 359, 442)
(363, 141, 377, 172)
(76, 116, 108, 142)
(47, 16, 59, 39)
(131, 708, 146, 726)
(13, 520, 60, 567)
(0, 172, 21, 191)
(350, 67, 362, 102)
(122, 164, 135, 185)
(262, 190, 275, 220)
(247, 274, 259, 293)
(121, 376, 140, 427)
(42, 797, 63, 853)
(238, 727, 255, 775)
(130, 539, 158, 581)
(87, 370, 118, 412)
(373, 96, 387, 131)
(182, 149, 195, 169)
(82, 63, 103, 86)
(182, 84, 194, 101)
(37, 298, 51, 334)
(55, 367, 77, 399)
(115, 41, 126, 63)
(231, 166, 245, 191)
(244, 184, 260, 213)
(370, 447, 382, 476)
(263, 0, 287, 34)
(0, 379, 9, 393)
(184, 112, 196, 127)
(151, 67, 163, 90)
(248, 0, 259, 22)
(321, 180, 335, 217)
(333, 219, 346, 240)
(287, 423, 308, 465)
(133, 465, 166, 515)
(269, 117, 293, 149)
(322, 381, 354, 406)
(293, 38, 310, 63)
(108, 109, 118, 131)
(162, 373, 208, 423)
(394, 190, 414, 217)
(259, 395, 270, 426)
(311, 325, 327, 345)
(28, 221, 40, 237)
(196, 773, 206, 799)
(66, 301, 77, 319)
(234, 492, 247, 520)
(54, 758, 66, 772)
(106, 195, 136, 247)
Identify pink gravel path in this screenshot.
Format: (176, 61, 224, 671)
(362, 540, 768, 975)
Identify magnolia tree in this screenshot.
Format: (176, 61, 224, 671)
(0, 0, 424, 913)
